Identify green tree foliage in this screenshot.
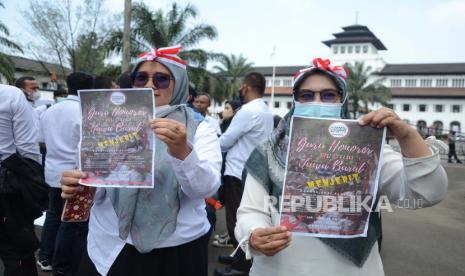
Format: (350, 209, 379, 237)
(0, 2, 23, 83)
(105, 2, 219, 90)
(345, 62, 391, 118)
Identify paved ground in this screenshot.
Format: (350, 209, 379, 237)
(1, 162, 464, 276)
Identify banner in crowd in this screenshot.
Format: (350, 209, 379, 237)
(78, 88, 155, 188)
(280, 116, 386, 238)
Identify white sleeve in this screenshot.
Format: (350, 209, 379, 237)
(235, 173, 275, 259)
(377, 144, 448, 208)
(169, 121, 222, 198)
(219, 109, 253, 152)
(12, 92, 40, 161)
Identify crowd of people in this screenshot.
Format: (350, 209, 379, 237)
(0, 46, 449, 276)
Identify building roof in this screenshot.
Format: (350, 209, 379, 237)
(253, 66, 306, 76)
(390, 88, 465, 98)
(322, 25, 387, 50)
(10, 55, 71, 76)
(377, 63, 465, 76)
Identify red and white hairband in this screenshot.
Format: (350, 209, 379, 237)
(293, 58, 349, 83)
(135, 45, 187, 69)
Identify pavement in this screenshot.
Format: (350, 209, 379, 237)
(1, 161, 464, 276)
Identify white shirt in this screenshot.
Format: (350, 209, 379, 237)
(219, 98, 273, 179)
(87, 121, 222, 276)
(205, 114, 222, 136)
(235, 145, 448, 276)
(40, 95, 81, 188)
(0, 84, 40, 162)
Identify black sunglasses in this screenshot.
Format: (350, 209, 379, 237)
(294, 89, 340, 103)
(131, 72, 173, 89)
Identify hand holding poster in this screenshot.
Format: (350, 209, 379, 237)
(78, 88, 155, 188)
(280, 116, 386, 238)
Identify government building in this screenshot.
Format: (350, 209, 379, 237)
(254, 25, 465, 136)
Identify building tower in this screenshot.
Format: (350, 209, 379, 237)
(322, 25, 387, 71)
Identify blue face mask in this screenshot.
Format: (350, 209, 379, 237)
(293, 102, 342, 118)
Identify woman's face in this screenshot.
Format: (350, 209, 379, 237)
(133, 61, 174, 106)
(222, 103, 234, 119)
(295, 73, 342, 104)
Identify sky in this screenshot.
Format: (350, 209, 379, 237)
(2, 0, 465, 67)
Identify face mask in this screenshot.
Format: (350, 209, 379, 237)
(30, 91, 41, 101)
(237, 89, 246, 105)
(293, 102, 342, 118)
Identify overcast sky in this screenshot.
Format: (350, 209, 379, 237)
(2, 0, 465, 66)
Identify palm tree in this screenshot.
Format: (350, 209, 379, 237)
(211, 54, 254, 102)
(105, 2, 218, 68)
(345, 62, 391, 118)
(0, 2, 23, 83)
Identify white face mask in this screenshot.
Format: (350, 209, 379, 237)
(31, 91, 41, 101)
(293, 102, 342, 118)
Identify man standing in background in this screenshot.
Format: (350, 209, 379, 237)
(194, 92, 222, 136)
(215, 72, 273, 276)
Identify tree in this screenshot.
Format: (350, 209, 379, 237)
(211, 54, 254, 103)
(23, 0, 111, 75)
(345, 62, 391, 118)
(0, 2, 23, 83)
(105, 2, 219, 89)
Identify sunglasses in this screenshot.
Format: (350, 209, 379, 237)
(131, 72, 173, 89)
(294, 89, 340, 103)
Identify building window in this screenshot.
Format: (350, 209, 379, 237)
(282, 79, 292, 87)
(385, 103, 394, 110)
(273, 79, 280, 86)
(450, 121, 461, 133)
(266, 79, 272, 87)
(348, 45, 353, 54)
(333, 46, 338, 54)
(287, 102, 292, 109)
(41, 82, 49, 89)
(436, 79, 448, 87)
(405, 79, 417, 87)
(362, 45, 368, 53)
(341, 46, 346, 54)
(420, 79, 432, 87)
(403, 104, 410, 111)
(418, 104, 427, 112)
(390, 79, 402, 87)
(417, 120, 427, 136)
(452, 104, 461, 113)
(355, 45, 360, 53)
(274, 101, 280, 108)
(433, 121, 443, 135)
(434, 104, 443, 112)
(452, 79, 465, 88)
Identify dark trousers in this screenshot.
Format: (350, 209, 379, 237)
(223, 175, 251, 272)
(0, 194, 39, 276)
(448, 144, 461, 162)
(52, 221, 89, 276)
(77, 232, 210, 276)
(39, 188, 63, 262)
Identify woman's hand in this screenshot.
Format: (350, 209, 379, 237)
(150, 118, 192, 160)
(249, 226, 292, 256)
(61, 170, 87, 199)
(359, 107, 431, 157)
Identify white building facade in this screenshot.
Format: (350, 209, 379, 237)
(254, 24, 465, 136)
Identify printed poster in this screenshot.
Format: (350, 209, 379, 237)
(280, 116, 386, 238)
(78, 88, 155, 188)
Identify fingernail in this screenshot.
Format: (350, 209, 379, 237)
(358, 119, 365, 125)
(281, 226, 287, 231)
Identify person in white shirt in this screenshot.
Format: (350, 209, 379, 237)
(194, 92, 222, 136)
(60, 45, 222, 276)
(37, 72, 95, 274)
(215, 72, 273, 276)
(0, 84, 41, 276)
(234, 58, 448, 276)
